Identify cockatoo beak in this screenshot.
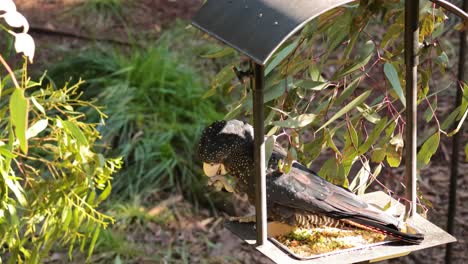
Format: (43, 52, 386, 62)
(203, 162, 227, 177)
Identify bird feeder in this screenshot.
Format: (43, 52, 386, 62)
(192, 0, 464, 262)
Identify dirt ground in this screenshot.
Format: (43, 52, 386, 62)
(13, 1, 468, 263)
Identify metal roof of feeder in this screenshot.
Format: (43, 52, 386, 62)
(192, 0, 356, 65)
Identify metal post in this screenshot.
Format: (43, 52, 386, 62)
(251, 60, 267, 246)
(404, 0, 419, 216)
(445, 1, 467, 262)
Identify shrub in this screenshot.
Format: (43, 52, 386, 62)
(48, 40, 224, 199)
(0, 2, 121, 262)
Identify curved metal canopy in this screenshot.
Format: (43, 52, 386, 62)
(192, 0, 356, 65)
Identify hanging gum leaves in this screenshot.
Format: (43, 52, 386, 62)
(273, 114, 317, 128)
(317, 90, 371, 132)
(334, 41, 375, 79)
(265, 40, 300, 75)
(384, 63, 406, 107)
(319, 157, 348, 188)
(357, 117, 388, 155)
(417, 132, 440, 165)
(204, 1, 455, 192)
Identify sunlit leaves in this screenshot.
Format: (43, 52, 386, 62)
(87, 227, 101, 261)
(62, 120, 89, 146)
(26, 119, 48, 139)
(420, 12, 435, 42)
(1, 171, 27, 206)
(386, 144, 402, 167)
(349, 160, 370, 195)
(371, 147, 386, 163)
(10, 88, 29, 154)
(1, 73, 121, 262)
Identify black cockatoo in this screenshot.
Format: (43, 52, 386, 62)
(198, 120, 423, 244)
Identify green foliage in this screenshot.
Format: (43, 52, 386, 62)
(0, 5, 121, 262)
(0, 72, 122, 263)
(204, 0, 464, 198)
(48, 40, 224, 199)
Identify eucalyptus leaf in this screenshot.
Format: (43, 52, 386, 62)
(0, 146, 16, 159)
(317, 90, 371, 132)
(97, 183, 112, 203)
(417, 132, 440, 165)
(465, 143, 468, 161)
(357, 117, 387, 155)
(87, 227, 101, 261)
(26, 119, 48, 139)
(265, 40, 299, 75)
(386, 145, 402, 167)
(303, 133, 325, 162)
(211, 63, 236, 89)
(357, 104, 381, 124)
(273, 114, 317, 128)
(458, 83, 467, 120)
(441, 107, 460, 130)
(10, 88, 29, 154)
(63, 120, 89, 146)
(2, 171, 27, 206)
(294, 80, 329, 91)
(309, 63, 325, 82)
(349, 160, 370, 195)
(265, 136, 275, 165)
(334, 41, 375, 79)
(384, 63, 406, 106)
(201, 47, 235, 58)
(335, 77, 361, 105)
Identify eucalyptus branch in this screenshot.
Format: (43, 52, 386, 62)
(424, 94, 443, 134)
(0, 54, 21, 88)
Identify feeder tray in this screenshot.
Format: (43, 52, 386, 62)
(224, 191, 456, 263)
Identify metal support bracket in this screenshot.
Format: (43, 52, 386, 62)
(404, 0, 419, 217)
(251, 60, 267, 246)
(233, 66, 253, 84)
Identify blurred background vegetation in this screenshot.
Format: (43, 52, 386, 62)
(1, 0, 466, 263)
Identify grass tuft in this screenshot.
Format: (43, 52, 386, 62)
(48, 39, 224, 200)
